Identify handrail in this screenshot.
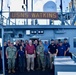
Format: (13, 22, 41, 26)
(1, 11, 76, 25)
(72, 53, 76, 62)
(2, 15, 15, 25)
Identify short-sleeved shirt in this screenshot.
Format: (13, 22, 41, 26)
(58, 45, 66, 56)
(44, 44, 49, 55)
(63, 43, 70, 50)
(48, 44, 57, 54)
(44, 44, 49, 52)
(25, 44, 35, 54)
(18, 50, 25, 58)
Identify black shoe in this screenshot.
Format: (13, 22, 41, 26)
(42, 68, 45, 71)
(31, 69, 34, 71)
(37, 68, 40, 70)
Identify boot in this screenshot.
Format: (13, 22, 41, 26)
(42, 68, 45, 71)
(8, 70, 11, 73)
(12, 69, 15, 73)
(37, 67, 40, 70)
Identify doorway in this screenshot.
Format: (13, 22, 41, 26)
(30, 38, 39, 44)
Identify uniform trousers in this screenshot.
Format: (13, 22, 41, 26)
(37, 55, 45, 69)
(8, 58, 15, 70)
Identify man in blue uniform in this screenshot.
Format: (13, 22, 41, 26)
(58, 41, 66, 56)
(63, 38, 72, 57)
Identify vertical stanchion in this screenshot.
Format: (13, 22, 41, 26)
(2, 26, 5, 75)
(60, 0, 64, 25)
(71, 0, 74, 12)
(1, 0, 5, 75)
(26, 0, 28, 25)
(9, 6, 10, 25)
(31, 0, 33, 25)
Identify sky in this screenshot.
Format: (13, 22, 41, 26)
(1, 0, 71, 12)
(0, 0, 71, 25)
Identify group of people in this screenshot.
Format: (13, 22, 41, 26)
(0, 38, 72, 73)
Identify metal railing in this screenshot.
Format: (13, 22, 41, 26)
(72, 54, 76, 62)
(0, 11, 76, 25)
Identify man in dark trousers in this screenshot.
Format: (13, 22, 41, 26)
(4, 42, 8, 70)
(63, 38, 72, 58)
(34, 40, 39, 69)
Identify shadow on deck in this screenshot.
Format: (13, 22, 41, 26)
(0, 69, 54, 75)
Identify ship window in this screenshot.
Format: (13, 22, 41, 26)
(73, 38, 76, 48)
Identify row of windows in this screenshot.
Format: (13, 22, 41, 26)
(73, 38, 76, 48)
